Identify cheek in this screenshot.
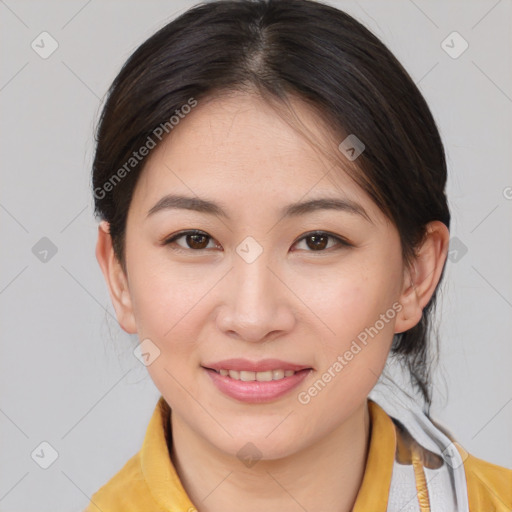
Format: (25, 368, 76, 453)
(300, 259, 400, 336)
(126, 251, 214, 372)
(294, 269, 399, 417)
(127, 256, 211, 405)
(295, 254, 401, 374)
(128, 245, 205, 332)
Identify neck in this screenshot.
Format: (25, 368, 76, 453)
(169, 400, 371, 512)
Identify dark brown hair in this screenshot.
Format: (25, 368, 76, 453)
(92, 0, 450, 412)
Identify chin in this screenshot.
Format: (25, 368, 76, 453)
(209, 417, 307, 460)
(218, 434, 301, 464)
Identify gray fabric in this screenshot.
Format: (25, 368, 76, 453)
(369, 376, 470, 512)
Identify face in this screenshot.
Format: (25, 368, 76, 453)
(107, 91, 412, 460)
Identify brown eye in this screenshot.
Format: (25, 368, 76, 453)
(293, 231, 351, 252)
(163, 230, 351, 254)
(305, 234, 329, 250)
(186, 233, 209, 249)
(163, 230, 217, 251)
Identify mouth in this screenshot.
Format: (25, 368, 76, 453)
(201, 359, 313, 403)
(207, 368, 304, 382)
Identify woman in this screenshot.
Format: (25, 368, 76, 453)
(86, 0, 512, 510)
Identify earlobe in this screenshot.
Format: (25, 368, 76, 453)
(394, 221, 450, 334)
(95, 221, 137, 334)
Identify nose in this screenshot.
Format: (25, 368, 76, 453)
(216, 251, 296, 343)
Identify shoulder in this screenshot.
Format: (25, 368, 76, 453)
(83, 451, 158, 511)
(456, 444, 512, 511)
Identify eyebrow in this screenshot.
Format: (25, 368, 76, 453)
(146, 194, 372, 223)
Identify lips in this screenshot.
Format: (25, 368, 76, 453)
(201, 358, 313, 403)
(202, 358, 312, 373)
(204, 366, 312, 403)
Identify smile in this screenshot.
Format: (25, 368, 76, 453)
(213, 369, 297, 381)
(203, 366, 313, 403)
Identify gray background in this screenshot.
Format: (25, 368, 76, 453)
(1, 0, 511, 510)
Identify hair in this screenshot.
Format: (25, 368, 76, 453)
(91, 0, 450, 413)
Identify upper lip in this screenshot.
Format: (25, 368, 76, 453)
(203, 358, 312, 372)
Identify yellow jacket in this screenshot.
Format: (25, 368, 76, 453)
(84, 396, 512, 511)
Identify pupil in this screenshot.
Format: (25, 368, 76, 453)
(308, 235, 327, 250)
(188, 234, 207, 249)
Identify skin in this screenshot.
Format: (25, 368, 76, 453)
(96, 91, 449, 512)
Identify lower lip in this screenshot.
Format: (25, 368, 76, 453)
(203, 367, 312, 403)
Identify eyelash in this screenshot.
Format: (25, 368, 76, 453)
(162, 229, 352, 254)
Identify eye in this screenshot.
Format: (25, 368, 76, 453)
(162, 229, 352, 253)
(162, 230, 219, 251)
(292, 231, 352, 252)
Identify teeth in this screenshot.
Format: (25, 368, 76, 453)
(216, 369, 299, 381)
(272, 369, 284, 380)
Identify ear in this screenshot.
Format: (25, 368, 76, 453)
(95, 220, 137, 334)
(394, 221, 450, 334)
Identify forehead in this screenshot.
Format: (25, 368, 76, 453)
(131, 91, 379, 221)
